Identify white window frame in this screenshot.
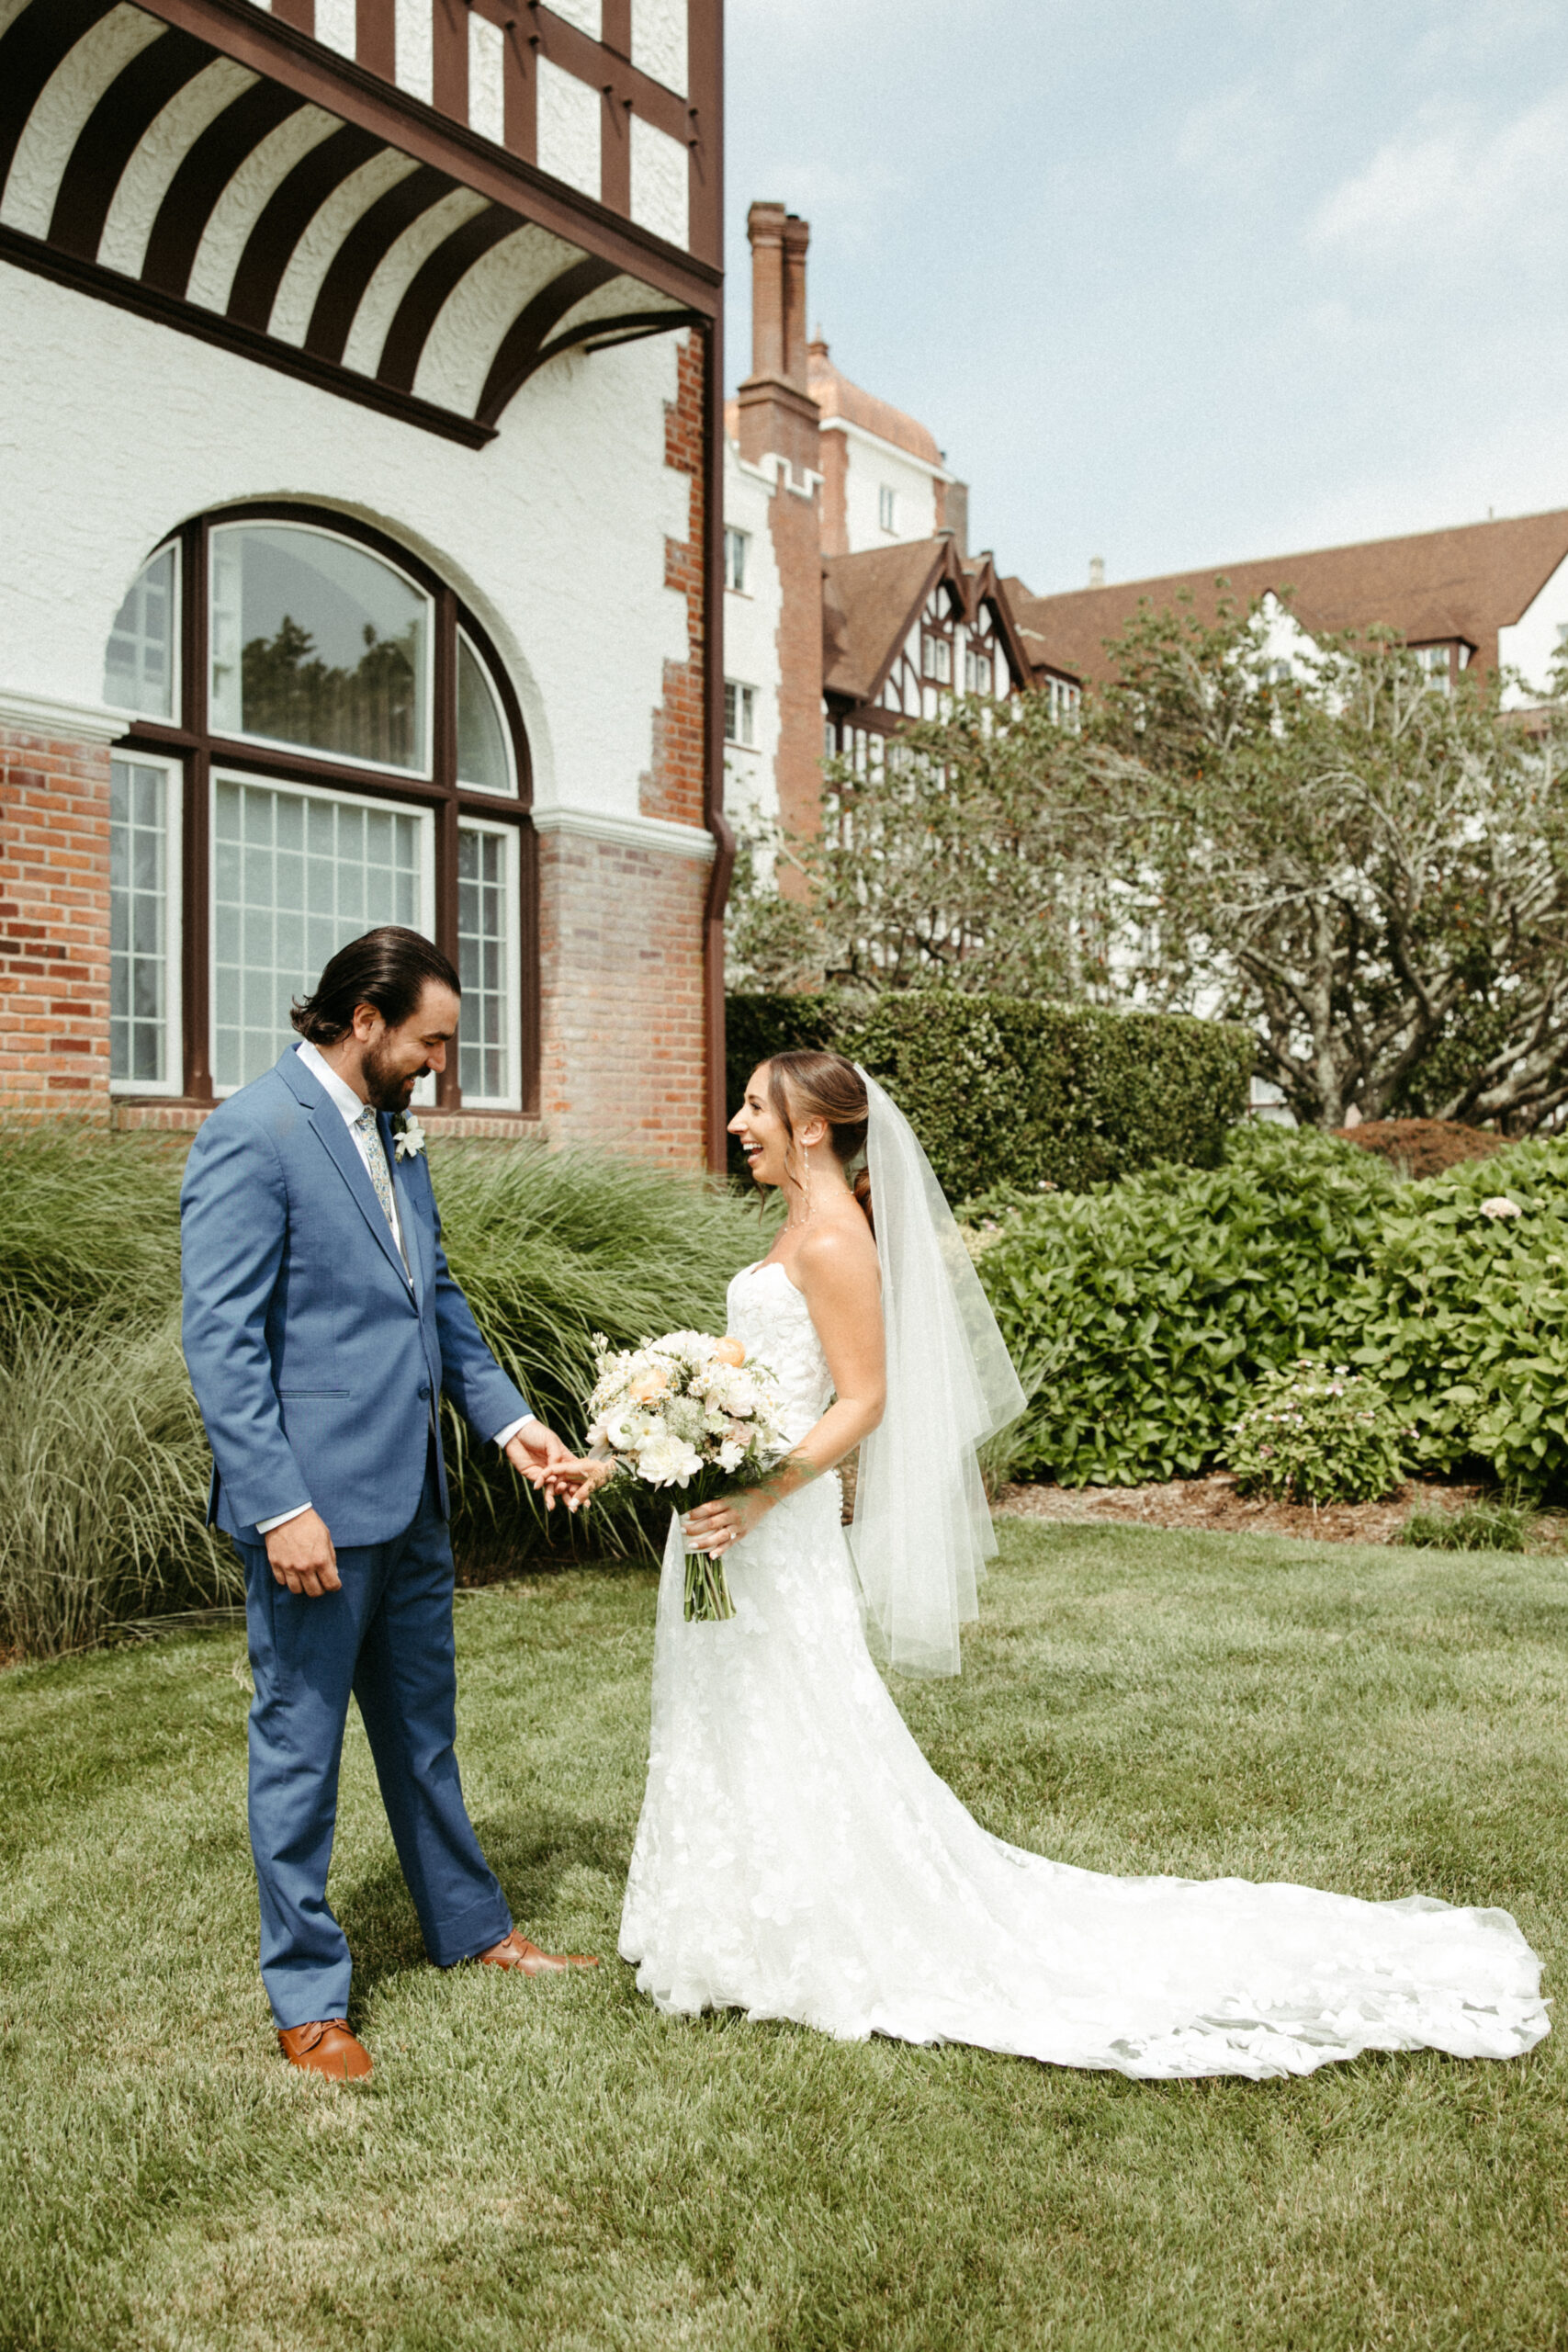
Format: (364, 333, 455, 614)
(922, 632, 952, 684)
(878, 484, 897, 534)
(724, 678, 757, 748)
(456, 813, 523, 1111)
(208, 518, 438, 781)
(209, 766, 436, 1098)
(723, 526, 750, 594)
(455, 626, 519, 797)
(105, 542, 183, 725)
(108, 751, 184, 1097)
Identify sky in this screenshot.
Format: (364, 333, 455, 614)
(724, 0, 1568, 595)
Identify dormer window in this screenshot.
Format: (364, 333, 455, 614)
(964, 648, 993, 695)
(1414, 644, 1453, 693)
(921, 632, 952, 684)
(879, 485, 897, 534)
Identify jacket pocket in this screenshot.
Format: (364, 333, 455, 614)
(277, 1386, 350, 1398)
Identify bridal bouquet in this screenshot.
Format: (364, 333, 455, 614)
(585, 1330, 789, 1623)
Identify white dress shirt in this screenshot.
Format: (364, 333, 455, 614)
(255, 1041, 536, 1537)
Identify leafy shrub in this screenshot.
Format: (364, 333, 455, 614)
(1226, 1360, 1406, 1505)
(727, 990, 1253, 1200)
(0, 1124, 762, 1655)
(1398, 1493, 1540, 1553)
(978, 1120, 1568, 1497)
(1348, 1142, 1568, 1495)
(978, 1125, 1394, 1486)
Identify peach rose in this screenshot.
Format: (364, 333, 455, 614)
(628, 1367, 671, 1403)
(713, 1337, 747, 1367)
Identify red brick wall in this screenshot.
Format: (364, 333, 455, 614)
(536, 828, 710, 1163)
(0, 725, 112, 1118)
(640, 330, 706, 829)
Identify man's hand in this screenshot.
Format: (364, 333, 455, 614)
(503, 1420, 597, 1513)
(264, 1508, 341, 1597)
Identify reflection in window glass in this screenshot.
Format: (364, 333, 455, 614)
(456, 633, 513, 794)
(212, 777, 423, 1090)
(457, 824, 513, 1103)
(209, 525, 430, 771)
(105, 546, 176, 718)
(110, 758, 170, 1083)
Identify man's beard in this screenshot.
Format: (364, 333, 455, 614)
(364, 1039, 423, 1112)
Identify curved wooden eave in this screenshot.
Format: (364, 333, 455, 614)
(0, 0, 707, 443)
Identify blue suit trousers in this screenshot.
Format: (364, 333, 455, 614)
(239, 1447, 512, 2027)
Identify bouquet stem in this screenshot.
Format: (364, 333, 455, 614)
(682, 1536, 736, 1624)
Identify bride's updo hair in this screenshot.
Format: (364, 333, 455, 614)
(765, 1050, 874, 1229)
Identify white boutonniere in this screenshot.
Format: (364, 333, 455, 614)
(393, 1111, 427, 1162)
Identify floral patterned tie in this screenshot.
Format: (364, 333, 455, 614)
(354, 1106, 411, 1278)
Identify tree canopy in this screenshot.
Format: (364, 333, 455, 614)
(726, 594, 1568, 1130)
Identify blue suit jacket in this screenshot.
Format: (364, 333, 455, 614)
(180, 1046, 529, 1547)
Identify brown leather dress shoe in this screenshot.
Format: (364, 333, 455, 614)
(476, 1928, 597, 1974)
(277, 2018, 373, 2080)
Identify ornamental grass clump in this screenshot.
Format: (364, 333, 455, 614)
(1226, 1361, 1406, 1506)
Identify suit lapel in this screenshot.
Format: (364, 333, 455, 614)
(309, 1095, 412, 1292)
(384, 1114, 427, 1306)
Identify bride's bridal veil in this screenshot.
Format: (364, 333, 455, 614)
(847, 1069, 1027, 1677)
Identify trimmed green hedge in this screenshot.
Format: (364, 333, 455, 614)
(727, 991, 1254, 1198)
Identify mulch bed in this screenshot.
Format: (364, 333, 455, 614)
(1332, 1118, 1505, 1178)
(995, 1472, 1489, 1547)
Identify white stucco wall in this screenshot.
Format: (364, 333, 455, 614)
(831, 421, 941, 554)
(1499, 553, 1568, 702)
(0, 265, 694, 828)
(632, 0, 688, 98)
(719, 436, 784, 841)
(629, 114, 688, 248)
(536, 54, 601, 203)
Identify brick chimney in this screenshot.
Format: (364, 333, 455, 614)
(737, 202, 823, 854)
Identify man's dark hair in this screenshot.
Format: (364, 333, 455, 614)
(290, 926, 461, 1046)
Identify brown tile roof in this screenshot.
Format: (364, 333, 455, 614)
(807, 337, 943, 469)
(822, 540, 944, 700)
(1008, 509, 1568, 686)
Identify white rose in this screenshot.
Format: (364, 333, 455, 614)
(717, 1438, 747, 1473)
(637, 1432, 704, 1488)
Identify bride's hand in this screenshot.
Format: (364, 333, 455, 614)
(519, 1453, 614, 1514)
(682, 1487, 773, 1555)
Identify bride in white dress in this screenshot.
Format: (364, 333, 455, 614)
(611, 1050, 1548, 2079)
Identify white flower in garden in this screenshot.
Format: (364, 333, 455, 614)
(1481, 1195, 1522, 1219)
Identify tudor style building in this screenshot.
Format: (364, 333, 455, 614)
(0, 0, 731, 1165)
(1010, 512, 1568, 704)
(718, 201, 1078, 858)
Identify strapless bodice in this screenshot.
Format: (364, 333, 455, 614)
(727, 1261, 832, 1445)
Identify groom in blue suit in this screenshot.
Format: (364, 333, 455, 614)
(182, 925, 593, 2081)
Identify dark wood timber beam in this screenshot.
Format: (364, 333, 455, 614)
(131, 0, 721, 311)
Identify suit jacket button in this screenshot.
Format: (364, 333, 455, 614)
(418, 1383, 431, 1399)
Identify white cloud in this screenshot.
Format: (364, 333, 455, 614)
(1309, 86, 1568, 263)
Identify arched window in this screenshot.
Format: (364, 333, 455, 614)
(103, 506, 535, 1114)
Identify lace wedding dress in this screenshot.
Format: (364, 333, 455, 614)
(619, 1261, 1549, 2078)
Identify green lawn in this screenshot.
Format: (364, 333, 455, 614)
(4, 1520, 1567, 2352)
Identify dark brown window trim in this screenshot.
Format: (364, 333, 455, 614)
(0, 225, 494, 451)
(114, 502, 538, 1117)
